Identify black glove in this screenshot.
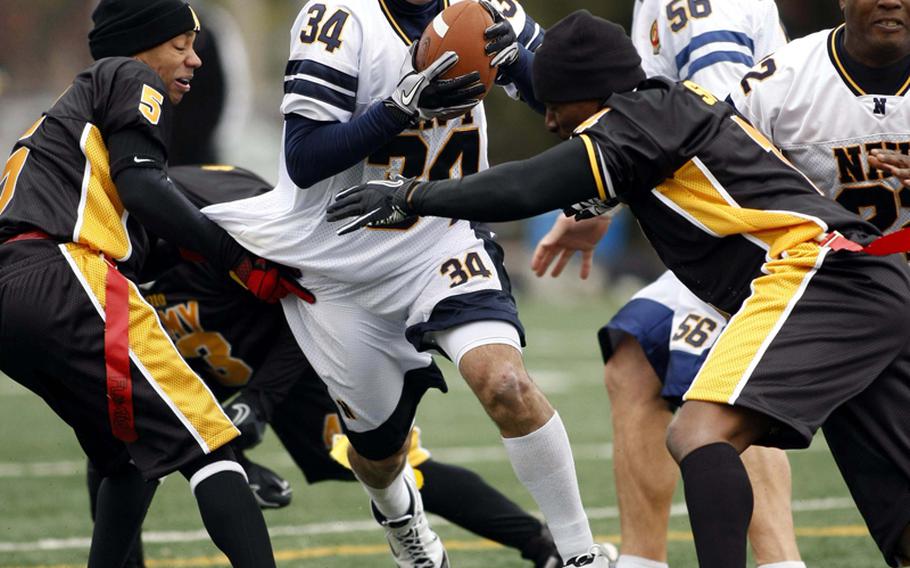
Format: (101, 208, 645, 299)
(563, 197, 620, 221)
(225, 393, 268, 450)
(229, 253, 316, 304)
(326, 176, 422, 235)
(480, 0, 519, 69)
(384, 48, 485, 125)
(237, 453, 293, 509)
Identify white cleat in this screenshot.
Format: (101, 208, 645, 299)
(563, 543, 619, 567)
(371, 477, 450, 567)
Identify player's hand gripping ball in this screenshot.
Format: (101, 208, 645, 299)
(415, 1, 499, 98)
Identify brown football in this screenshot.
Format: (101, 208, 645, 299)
(414, 1, 496, 99)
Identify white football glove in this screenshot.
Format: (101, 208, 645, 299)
(384, 48, 485, 124)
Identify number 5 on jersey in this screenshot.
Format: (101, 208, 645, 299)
(0, 117, 44, 215)
(139, 85, 164, 125)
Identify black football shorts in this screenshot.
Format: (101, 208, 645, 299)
(0, 239, 237, 479)
(684, 240, 910, 565)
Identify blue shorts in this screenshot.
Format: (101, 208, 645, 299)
(598, 271, 726, 407)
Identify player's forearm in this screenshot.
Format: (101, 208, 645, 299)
(284, 103, 412, 188)
(116, 166, 244, 271)
(409, 138, 598, 221)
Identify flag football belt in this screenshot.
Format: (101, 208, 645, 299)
(1, 230, 137, 442)
(817, 228, 910, 256)
(0, 229, 52, 244)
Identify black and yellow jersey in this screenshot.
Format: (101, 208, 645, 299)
(168, 164, 272, 210)
(0, 57, 172, 276)
(576, 77, 877, 314)
(144, 165, 301, 400)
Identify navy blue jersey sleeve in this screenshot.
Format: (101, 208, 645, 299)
(284, 103, 409, 189)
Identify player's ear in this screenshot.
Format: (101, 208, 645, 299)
(839, 0, 846, 13)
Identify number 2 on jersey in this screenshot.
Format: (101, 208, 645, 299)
(300, 4, 350, 53)
(740, 58, 777, 95)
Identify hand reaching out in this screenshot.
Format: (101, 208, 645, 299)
(531, 214, 612, 280)
(869, 149, 910, 188)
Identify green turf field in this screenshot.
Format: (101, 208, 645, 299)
(0, 295, 883, 567)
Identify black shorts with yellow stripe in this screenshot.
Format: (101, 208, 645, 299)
(683, 237, 910, 564)
(0, 239, 237, 480)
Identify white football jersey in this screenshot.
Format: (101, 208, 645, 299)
(730, 26, 910, 234)
(631, 0, 786, 97)
(203, 0, 531, 283)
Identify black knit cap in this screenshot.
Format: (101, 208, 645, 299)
(533, 10, 645, 103)
(89, 0, 201, 60)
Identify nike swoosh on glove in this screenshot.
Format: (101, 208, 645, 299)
(385, 49, 486, 124)
(325, 176, 421, 235)
(225, 394, 268, 450)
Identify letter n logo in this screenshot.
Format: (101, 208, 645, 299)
(874, 97, 887, 115)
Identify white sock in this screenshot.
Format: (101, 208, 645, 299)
(757, 563, 807, 568)
(358, 463, 415, 520)
(502, 412, 593, 559)
(617, 555, 669, 568)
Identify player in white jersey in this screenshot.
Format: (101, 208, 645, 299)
(727, 0, 910, 563)
(531, 2, 803, 568)
(203, 1, 614, 567)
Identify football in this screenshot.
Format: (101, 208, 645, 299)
(414, 1, 497, 98)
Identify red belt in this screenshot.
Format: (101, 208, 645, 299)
(1, 229, 137, 441)
(1, 230, 51, 244)
(818, 228, 910, 256)
(104, 262, 137, 443)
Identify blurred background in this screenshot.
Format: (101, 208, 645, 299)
(0, 0, 843, 297)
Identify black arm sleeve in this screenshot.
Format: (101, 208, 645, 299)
(114, 166, 245, 271)
(409, 138, 599, 221)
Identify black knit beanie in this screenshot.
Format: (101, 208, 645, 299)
(89, 0, 201, 60)
(533, 10, 645, 103)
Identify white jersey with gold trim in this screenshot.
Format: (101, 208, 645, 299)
(632, 0, 785, 98)
(202, 0, 529, 284)
(730, 27, 910, 234)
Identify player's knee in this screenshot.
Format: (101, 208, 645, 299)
(179, 445, 238, 481)
(666, 402, 767, 463)
(477, 360, 535, 419)
(347, 436, 409, 476)
(665, 412, 725, 463)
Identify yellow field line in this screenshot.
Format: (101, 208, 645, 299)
(16, 526, 872, 568)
